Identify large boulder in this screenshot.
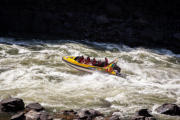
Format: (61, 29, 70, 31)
(0, 98, 24, 112)
(155, 103, 180, 116)
(26, 102, 44, 112)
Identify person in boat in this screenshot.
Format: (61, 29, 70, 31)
(98, 60, 101, 67)
(104, 57, 108, 66)
(78, 55, 84, 63)
(92, 58, 97, 66)
(81, 55, 84, 61)
(85, 56, 91, 64)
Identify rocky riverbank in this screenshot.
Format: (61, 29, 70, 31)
(1, 97, 180, 120)
(0, 0, 180, 53)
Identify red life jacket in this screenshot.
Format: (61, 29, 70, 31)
(105, 59, 108, 65)
(92, 59, 96, 65)
(98, 61, 101, 66)
(79, 58, 83, 63)
(87, 57, 90, 62)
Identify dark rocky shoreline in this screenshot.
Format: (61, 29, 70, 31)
(1, 97, 180, 120)
(0, 0, 180, 54)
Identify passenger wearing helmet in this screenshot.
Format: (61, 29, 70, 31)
(92, 58, 97, 66)
(78, 55, 84, 63)
(98, 60, 101, 67)
(86, 56, 91, 64)
(81, 55, 84, 61)
(104, 57, 108, 66)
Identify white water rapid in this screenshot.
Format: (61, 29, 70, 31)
(0, 37, 180, 120)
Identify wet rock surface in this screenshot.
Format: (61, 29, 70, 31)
(25, 110, 53, 120)
(1, 97, 180, 120)
(0, 0, 180, 53)
(26, 102, 44, 112)
(129, 109, 156, 120)
(0, 98, 24, 112)
(155, 103, 180, 116)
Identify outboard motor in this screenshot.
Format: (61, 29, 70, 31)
(113, 65, 121, 73)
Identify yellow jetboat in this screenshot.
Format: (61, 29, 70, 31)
(62, 56, 127, 78)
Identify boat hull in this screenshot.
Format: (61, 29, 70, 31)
(62, 56, 127, 78)
(63, 58, 95, 73)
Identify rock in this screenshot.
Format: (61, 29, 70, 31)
(130, 109, 156, 120)
(25, 110, 41, 120)
(108, 115, 119, 120)
(26, 102, 44, 112)
(140, 28, 163, 42)
(137, 109, 152, 117)
(106, 4, 122, 18)
(155, 103, 180, 116)
(10, 112, 25, 120)
(77, 109, 103, 119)
(0, 98, 24, 112)
(25, 110, 53, 120)
(95, 15, 110, 25)
(40, 112, 53, 120)
(61, 109, 76, 115)
(77, 110, 90, 119)
(99, 99, 111, 107)
(89, 109, 104, 117)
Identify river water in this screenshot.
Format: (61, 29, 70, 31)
(0, 37, 180, 120)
